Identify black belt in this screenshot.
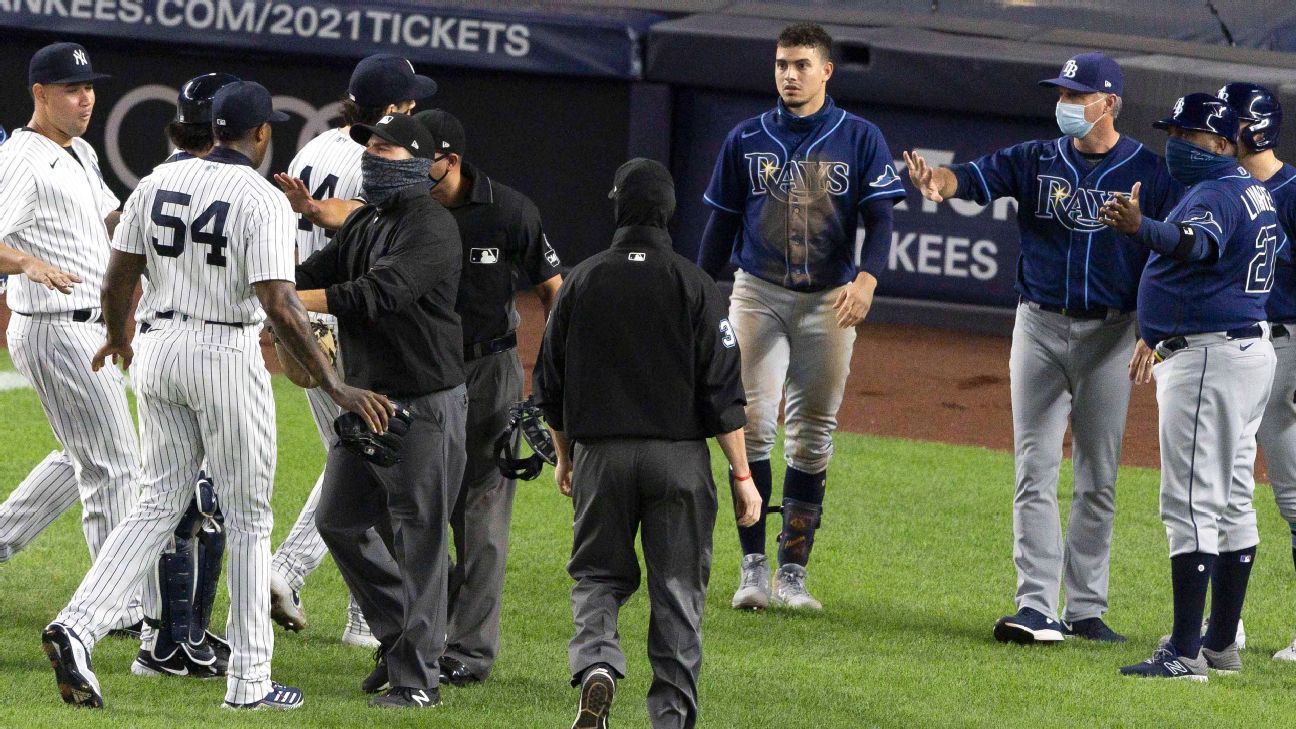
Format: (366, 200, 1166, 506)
(466, 331, 517, 361)
(13, 308, 100, 323)
(1029, 300, 1112, 320)
(1156, 324, 1267, 359)
(141, 311, 246, 334)
(1273, 323, 1292, 338)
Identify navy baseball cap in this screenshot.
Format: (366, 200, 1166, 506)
(212, 81, 290, 133)
(350, 113, 438, 160)
(1154, 92, 1239, 143)
(1039, 52, 1123, 96)
(348, 54, 437, 108)
(177, 73, 241, 124)
(414, 109, 466, 157)
(29, 42, 111, 86)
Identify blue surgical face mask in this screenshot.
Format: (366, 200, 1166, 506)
(1055, 97, 1105, 139)
(1164, 136, 1234, 186)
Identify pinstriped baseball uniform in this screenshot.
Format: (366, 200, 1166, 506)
(55, 147, 295, 705)
(0, 130, 143, 634)
(271, 129, 369, 618)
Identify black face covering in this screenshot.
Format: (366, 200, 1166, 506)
(360, 153, 433, 207)
(610, 158, 676, 229)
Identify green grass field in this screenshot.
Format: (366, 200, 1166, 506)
(3, 350, 1296, 728)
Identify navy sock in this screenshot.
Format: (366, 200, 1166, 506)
(1170, 552, 1216, 657)
(735, 460, 772, 556)
(1289, 523, 1296, 574)
(1203, 546, 1256, 651)
(783, 465, 826, 505)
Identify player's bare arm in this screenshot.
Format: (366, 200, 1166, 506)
(0, 241, 82, 293)
(295, 288, 330, 314)
(273, 173, 359, 231)
(1099, 181, 1142, 234)
(103, 210, 121, 239)
(832, 271, 877, 328)
(256, 279, 394, 433)
(534, 275, 563, 317)
(716, 428, 760, 527)
(903, 150, 958, 203)
(91, 248, 146, 371)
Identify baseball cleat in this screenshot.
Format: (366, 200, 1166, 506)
(42, 622, 104, 708)
(342, 610, 381, 649)
(1119, 645, 1209, 681)
(222, 681, 304, 710)
(993, 607, 1064, 644)
(772, 564, 822, 611)
(572, 666, 615, 729)
(1273, 636, 1296, 662)
(1063, 617, 1126, 643)
(438, 655, 481, 686)
(130, 645, 223, 679)
(1201, 643, 1242, 674)
(269, 572, 307, 632)
(369, 686, 441, 709)
(732, 553, 771, 610)
(362, 646, 390, 694)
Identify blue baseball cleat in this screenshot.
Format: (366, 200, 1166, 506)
(222, 682, 304, 710)
(993, 607, 1064, 644)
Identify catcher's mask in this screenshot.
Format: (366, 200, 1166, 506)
(494, 396, 556, 481)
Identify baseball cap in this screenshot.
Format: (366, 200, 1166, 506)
(414, 109, 466, 157)
(348, 54, 437, 108)
(29, 42, 111, 86)
(1153, 92, 1239, 143)
(212, 81, 290, 133)
(177, 73, 241, 124)
(350, 113, 438, 160)
(1039, 52, 1123, 96)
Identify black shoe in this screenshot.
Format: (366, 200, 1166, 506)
(205, 631, 231, 669)
(1064, 617, 1127, 643)
(438, 655, 481, 686)
(369, 686, 440, 709)
(106, 620, 143, 640)
(993, 607, 1065, 644)
(42, 623, 104, 708)
(361, 646, 390, 694)
(572, 666, 615, 729)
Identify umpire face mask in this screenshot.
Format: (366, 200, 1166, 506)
(360, 153, 433, 207)
(609, 158, 676, 230)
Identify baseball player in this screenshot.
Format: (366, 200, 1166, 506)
(41, 80, 393, 710)
(906, 52, 1181, 644)
(265, 53, 435, 647)
(0, 42, 145, 634)
(696, 22, 904, 611)
(1214, 83, 1296, 661)
(1102, 93, 1282, 681)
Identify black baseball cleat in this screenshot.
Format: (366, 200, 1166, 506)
(572, 666, 615, 729)
(369, 686, 440, 709)
(106, 620, 143, 640)
(42, 622, 104, 709)
(993, 607, 1065, 644)
(131, 646, 193, 678)
(438, 655, 481, 686)
(362, 646, 390, 694)
(1063, 617, 1127, 643)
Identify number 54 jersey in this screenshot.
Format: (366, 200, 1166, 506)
(1137, 165, 1289, 345)
(115, 148, 296, 325)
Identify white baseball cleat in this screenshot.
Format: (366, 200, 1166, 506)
(269, 572, 307, 632)
(772, 564, 822, 611)
(342, 607, 381, 649)
(731, 554, 771, 610)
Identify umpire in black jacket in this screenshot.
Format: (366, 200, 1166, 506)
(534, 158, 762, 729)
(295, 113, 467, 710)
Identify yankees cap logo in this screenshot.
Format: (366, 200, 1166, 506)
(73, 49, 89, 66)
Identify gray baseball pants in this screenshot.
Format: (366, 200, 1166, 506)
(1257, 328, 1296, 524)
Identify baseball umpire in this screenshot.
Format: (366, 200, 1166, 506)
(1102, 93, 1283, 681)
(907, 52, 1181, 644)
(295, 112, 467, 709)
(696, 21, 905, 612)
(535, 157, 762, 729)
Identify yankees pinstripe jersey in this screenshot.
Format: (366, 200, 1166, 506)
(704, 96, 905, 292)
(287, 128, 365, 261)
(115, 147, 295, 324)
(0, 128, 118, 314)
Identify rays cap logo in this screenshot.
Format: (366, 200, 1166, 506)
(28, 41, 112, 87)
(1039, 52, 1123, 97)
(350, 112, 440, 160)
(347, 53, 438, 108)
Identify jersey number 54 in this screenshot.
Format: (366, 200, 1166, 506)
(150, 190, 231, 268)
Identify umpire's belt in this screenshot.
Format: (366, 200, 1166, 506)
(1023, 299, 1123, 321)
(1272, 322, 1293, 339)
(141, 310, 246, 333)
(1154, 323, 1269, 362)
(13, 308, 101, 323)
(466, 331, 517, 361)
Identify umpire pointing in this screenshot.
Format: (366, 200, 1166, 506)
(534, 158, 762, 729)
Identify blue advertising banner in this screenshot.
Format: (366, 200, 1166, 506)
(0, 0, 657, 79)
(671, 89, 1121, 309)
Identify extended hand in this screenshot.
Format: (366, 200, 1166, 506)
(22, 256, 81, 294)
(832, 274, 876, 328)
(903, 150, 944, 203)
(273, 174, 322, 219)
(1100, 181, 1142, 235)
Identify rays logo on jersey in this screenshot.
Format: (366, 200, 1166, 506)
(1034, 175, 1127, 232)
(869, 165, 900, 188)
(745, 153, 850, 203)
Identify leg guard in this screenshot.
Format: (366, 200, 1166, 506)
(156, 498, 203, 654)
(777, 498, 823, 568)
(191, 473, 224, 646)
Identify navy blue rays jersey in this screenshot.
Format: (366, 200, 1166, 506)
(1262, 163, 1296, 323)
(704, 96, 904, 292)
(1138, 166, 1287, 345)
(950, 136, 1181, 312)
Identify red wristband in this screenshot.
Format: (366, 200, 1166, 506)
(733, 472, 752, 482)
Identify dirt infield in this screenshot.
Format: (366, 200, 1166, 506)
(0, 291, 1177, 473)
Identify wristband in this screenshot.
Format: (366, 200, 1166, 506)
(733, 472, 752, 482)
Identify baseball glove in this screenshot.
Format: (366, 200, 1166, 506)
(274, 321, 337, 389)
(334, 403, 413, 468)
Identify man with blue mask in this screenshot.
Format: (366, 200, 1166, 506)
(906, 52, 1182, 645)
(1102, 93, 1285, 681)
